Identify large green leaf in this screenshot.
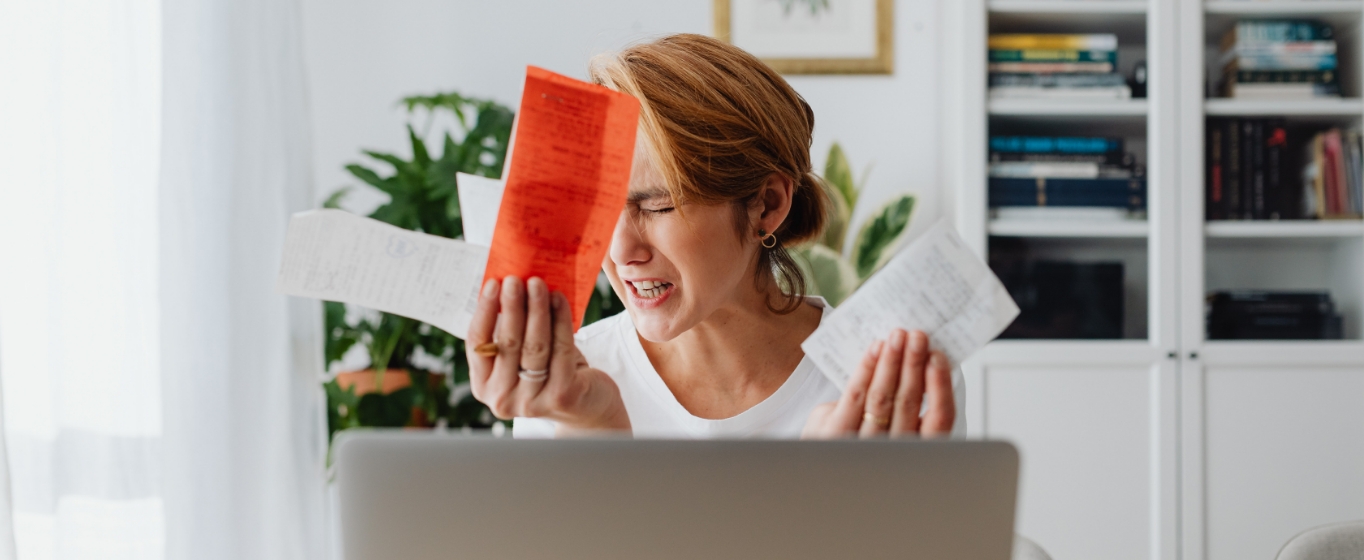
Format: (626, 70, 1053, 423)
(850, 194, 916, 280)
(408, 125, 431, 168)
(819, 179, 851, 254)
(793, 244, 859, 307)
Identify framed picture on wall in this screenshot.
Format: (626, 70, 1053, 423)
(714, 0, 893, 75)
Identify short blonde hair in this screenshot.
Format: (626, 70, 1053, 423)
(590, 33, 829, 313)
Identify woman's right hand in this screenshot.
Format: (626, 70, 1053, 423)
(467, 276, 631, 433)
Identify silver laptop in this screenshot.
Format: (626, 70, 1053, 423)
(335, 432, 1018, 560)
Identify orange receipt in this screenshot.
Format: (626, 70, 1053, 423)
(482, 66, 641, 330)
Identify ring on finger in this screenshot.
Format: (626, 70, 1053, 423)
(863, 412, 890, 428)
(518, 368, 548, 382)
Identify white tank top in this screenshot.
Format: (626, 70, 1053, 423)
(513, 297, 965, 439)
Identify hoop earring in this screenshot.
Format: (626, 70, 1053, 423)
(760, 230, 778, 249)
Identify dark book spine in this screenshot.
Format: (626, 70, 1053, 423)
(1233, 69, 1338, 84)
(1241, 120, 1255, 219)
(1252, 120, 1266, 219)
(1226, 119, 1242, 219)
(1208, 121, 1225, 220)
(989, 178, 1147, 210)
(1265, 120, 1287, 219)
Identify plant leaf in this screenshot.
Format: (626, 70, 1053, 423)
(792, 244, 859, 306)
(823, 142, 858, 212)
(850, 194, 916, 280)
(322, 187, 350, 209)
(408, 125, 431, 168)
(819, 179, 851, 254)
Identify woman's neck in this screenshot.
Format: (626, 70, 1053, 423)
(638, 282, 823, 420)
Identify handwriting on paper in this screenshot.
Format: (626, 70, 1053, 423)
(482, 66, 640, 331)
(276, 209, 489, 339)
(801, 221, 1021, 389)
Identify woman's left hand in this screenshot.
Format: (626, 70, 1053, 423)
(801, 328, 954, 439)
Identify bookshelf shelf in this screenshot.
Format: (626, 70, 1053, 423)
(989, 98, 1149, 117)
(1203, 98, 1364, 117)
(989, 219, 1149, 238)
(1205, 220, 1364, 238)
(987, 0, 1148, 14)
(1204, 0, 1364, 16)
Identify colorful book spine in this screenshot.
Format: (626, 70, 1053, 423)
(1222, 21, 1334, 50)
(989, 49, 1117, 64)
(989, 73, 1128, 88)
(990, 151, 1134, 166)
(989, 34, 1118, 51)
(990, 136, 1123, 154)
(1225, 55, 1337, 71)
(988, 62, 1113, 74)
(1224, 41, 1337, 57)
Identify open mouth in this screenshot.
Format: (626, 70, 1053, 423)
(628, 279, 673, 299)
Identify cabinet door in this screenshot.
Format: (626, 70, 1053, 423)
(974, 358, 1176, 560)
(1200, 364, 1364, 560)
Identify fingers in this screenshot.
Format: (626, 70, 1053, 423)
(825, 340, 883, 437)
(890, 330, 929, 436)
(513, 278, 553, 409)
(860, 329, 906, 438)
(920, 352, 956, 437)
(485, 276, 527, 419)
(466, 279, 501, 400)
(529, 291, 580, 417)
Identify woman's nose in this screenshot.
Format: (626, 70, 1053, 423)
(609, 211, 651, 267)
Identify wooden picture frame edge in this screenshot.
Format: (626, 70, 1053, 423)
(713, 0, 894, 75)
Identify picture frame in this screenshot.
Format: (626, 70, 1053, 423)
(713, 0, 894, 75)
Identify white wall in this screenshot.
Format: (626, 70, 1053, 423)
(300, 0, 943, 242)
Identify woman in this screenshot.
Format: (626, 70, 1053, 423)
(467, 34, 963, 438)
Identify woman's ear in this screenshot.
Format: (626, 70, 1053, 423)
(752, 173, 795, 236)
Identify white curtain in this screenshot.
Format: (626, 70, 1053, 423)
(0, 0, 327, 558)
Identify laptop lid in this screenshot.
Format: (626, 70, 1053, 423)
(335, 432, 1018, 560)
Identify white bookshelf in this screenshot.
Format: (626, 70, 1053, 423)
(945, 2, 1364, 560)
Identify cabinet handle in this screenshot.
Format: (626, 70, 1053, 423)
(1166, 351, 1177, 359)
(1188, 351, 1199, 360)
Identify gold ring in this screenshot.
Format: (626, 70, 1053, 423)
(863, 413, 890, 428)
(473, 342, 499, 357)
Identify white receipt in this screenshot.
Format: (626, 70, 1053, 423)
(801, 221, 1020, 389)
(276, 209, 489, 339)
(456, 172, 504, 248)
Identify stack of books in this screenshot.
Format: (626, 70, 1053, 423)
(1205, 118, 1293, 220)
(1206, 120, 1363, 220)
(988, 34, 1130, 100)
(1302, 127, 1364, 219)
(1207, 291, 1343, 340)
(1219, 20, 1339, 99)
(989, 135, 1145, 221)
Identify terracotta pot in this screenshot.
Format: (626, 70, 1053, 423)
(334, 368, 412, 396)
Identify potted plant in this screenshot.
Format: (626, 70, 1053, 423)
(321, 91, 623, 442)
(794, 143, 917, 306)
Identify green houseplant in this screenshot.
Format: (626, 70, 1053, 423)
(322, 91, 623, 442)
(794, 142, 917, 306)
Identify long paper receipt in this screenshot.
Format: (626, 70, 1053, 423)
(276, 209, 488, 339)
(802, 221, 1021, 389)
(483, 66, 640, 331)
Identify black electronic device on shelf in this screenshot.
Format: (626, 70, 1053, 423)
(1206, 291, 1343, 340)
(991, 259, 1125, 339)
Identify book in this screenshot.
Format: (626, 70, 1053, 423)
(1224, 82, 1341, 99)
(991, 207, 1140, 221)
(988, 161, 1134, 179)
(989, 86, 1131, 100)
(988, 62, 1114, 73)
(990, 136, 1123, 154)
(1228, 69, 1337, 84)
(990, 151, 1134, 166)
(1221, 21, 1333, 50)
(1221, 53, 1337, 71)
(1207, 291, 1342, 340)
(989, 73, 1128, 88)
(989, 49, 1117, 64)
(989, 34, 1118, 51)
(1221, 41, 1337, 59)
(989, 177, 1147, 210)
(1227, 119, 1242, 219)
(1251, 119, 1265, 219)
(1208, 123, 1224, 220)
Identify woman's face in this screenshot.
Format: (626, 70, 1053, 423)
(604, 151, 760, 342)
